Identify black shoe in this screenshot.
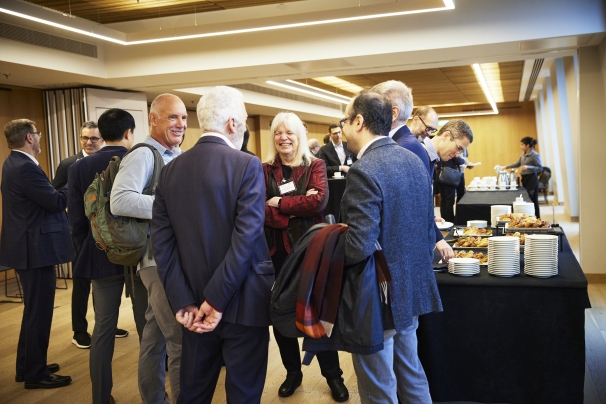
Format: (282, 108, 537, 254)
(24, 373, 72, 389)
(72, 332, 91, 349)
(15, 363, 60, 382)
(327, 378, 349, 402)
(115, 328, 129, 338)
(278, 371, 303, 397)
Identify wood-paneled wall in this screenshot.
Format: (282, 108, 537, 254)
(0, 85, 47, 229)
(452, 102, 538, 183)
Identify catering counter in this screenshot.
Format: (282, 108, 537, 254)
(455, 189, 532, 225)
(417, 232, 590, 404)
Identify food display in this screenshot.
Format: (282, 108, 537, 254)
(497, 213, 529, 222)
(507, 216, 551, 229)
(453, 236, 489, 248)
(506, 232, 526, 245)
(455, 250, 488, 264)
(461, 227, 493, 236)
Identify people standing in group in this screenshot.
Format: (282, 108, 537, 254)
(53, 121, 129, 350)
(263, 112, 349, 402)
(1, 119, 74, 389)
(339, 89, 443, 403)
(318, 123, 357, 177)
(67, 109, 143, 404)
(152, 86, 274, 404)
(371, 81, 454, 263)
(501, 136, 542, 217)
(110, 94, 186, 404)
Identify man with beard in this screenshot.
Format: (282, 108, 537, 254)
(410, 106, 439, 143)
(110, 93, 186, 404)
(152, 86, 274, 403)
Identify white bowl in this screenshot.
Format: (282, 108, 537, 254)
(467, 220, 488, 228)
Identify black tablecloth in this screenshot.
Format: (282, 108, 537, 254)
(326, 178, 346, 221)
(455, 189, 532, 225)
(418, 233, 590, 404)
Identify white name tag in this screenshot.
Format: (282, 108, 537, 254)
(346, 157, 353, 165)
(278, 180, 296, 195)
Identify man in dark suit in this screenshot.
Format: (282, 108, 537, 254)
(340, 91, 442, 403)
(318, 123, 357, 177)
(67, 109, 143, 404)
(1, 119, 74, 389)
(152, 86, 274, 403)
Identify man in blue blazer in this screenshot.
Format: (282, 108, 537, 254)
(0, 119, 74, 389)
(152, 86, 274, 403)
(340, 91, 443, 403)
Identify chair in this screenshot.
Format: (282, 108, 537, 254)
(538, 167, 551, 204)
(0, 265, 23, 303)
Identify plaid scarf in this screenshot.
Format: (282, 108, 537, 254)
(295, 224, 347, 338)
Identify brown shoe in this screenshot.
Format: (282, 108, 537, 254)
(107, 395, 115, 404)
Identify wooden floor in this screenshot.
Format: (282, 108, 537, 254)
(0, 202, 604, 404)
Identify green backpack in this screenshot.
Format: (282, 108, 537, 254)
(84, 143, 164, 267)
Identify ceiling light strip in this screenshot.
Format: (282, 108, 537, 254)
(0, 1, 454, 45)
(266, 81, 350, 105)
(471, 63, 499, 114)
(285, 80, 352, 101)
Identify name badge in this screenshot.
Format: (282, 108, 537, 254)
(346, 157, 353, 166)
(278, 180, 296, 195)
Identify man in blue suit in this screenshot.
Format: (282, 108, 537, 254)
(152, 86, 274, 403)
(0, 119, 74, 389)
(340, 91, 443, 403)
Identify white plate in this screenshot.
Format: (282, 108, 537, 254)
(436, 221, 454, 230)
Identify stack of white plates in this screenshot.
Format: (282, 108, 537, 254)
(491, 205, 512, 227)
(488, 236, 520, 277)
(448, 258, 480, 276)
(524, 235, 558, 278)
(513, 201, 534, 216)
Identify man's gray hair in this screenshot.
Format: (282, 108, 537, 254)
(436, 119, 474, 143)
(196, 86, 245, 133)
(371, 80, 414, 123)
(80, 121, 98, 131)
(308, 138, 320, 149)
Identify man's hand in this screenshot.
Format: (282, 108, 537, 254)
(436, 239, 454, 263)
(175, 305, 199, 330)
(191, 301, 223, 334)
(340, 165, 350, 173)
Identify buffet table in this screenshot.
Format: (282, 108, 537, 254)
(455, 189, 532, 225)
(417, 231, 590, 404)
(326, 178, 346, 221)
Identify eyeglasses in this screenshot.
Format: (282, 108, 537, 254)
(418, 116, 437, 134)
(339, 118, 349, 129)
(80, 136, 101, 143)
(451, 135, 466, 155)
(30, 131, 42, 137)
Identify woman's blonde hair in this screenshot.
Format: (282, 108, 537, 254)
(265, 112, 312, 167)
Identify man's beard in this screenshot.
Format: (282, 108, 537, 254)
(233, 125, 245, 151)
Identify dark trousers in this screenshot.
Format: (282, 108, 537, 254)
(72, 277, 91, 333)
(271, 233, 342, 380)
(438, 175, 466, 223)
(179, 322, 269, 404)
(522, 173, 541, 218)
(15, 266, 56, 383)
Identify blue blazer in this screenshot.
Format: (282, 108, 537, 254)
(152, 136, 274, 327)
(67, 146, 128, 279)
(341, 137, 442, 331)
(0, 151, 75, 269)
(392, 125, 430, 175)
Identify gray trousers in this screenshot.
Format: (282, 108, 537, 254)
(138, 266, 182, 404)
(90, 274, 147, 404)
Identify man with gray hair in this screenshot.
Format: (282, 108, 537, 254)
(111, 93, 187, 404)
(372, 80, 454, 263)
(152, 86, 274, 403)
(308, 138, 321, 157)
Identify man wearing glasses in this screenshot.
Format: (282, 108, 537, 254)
(52, 121, 129, 350)
(410, 106, 439, 143)
(1, 119, 74, 389)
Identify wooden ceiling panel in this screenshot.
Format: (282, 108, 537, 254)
(24, 0, 304, 24)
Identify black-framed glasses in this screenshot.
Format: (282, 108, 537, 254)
(80, 136, 101, 143)
(30, 131, 42, 137)
(339, 118, 349, 129)
(450, 134, 466, 154)
(418, 116, 437, 134)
